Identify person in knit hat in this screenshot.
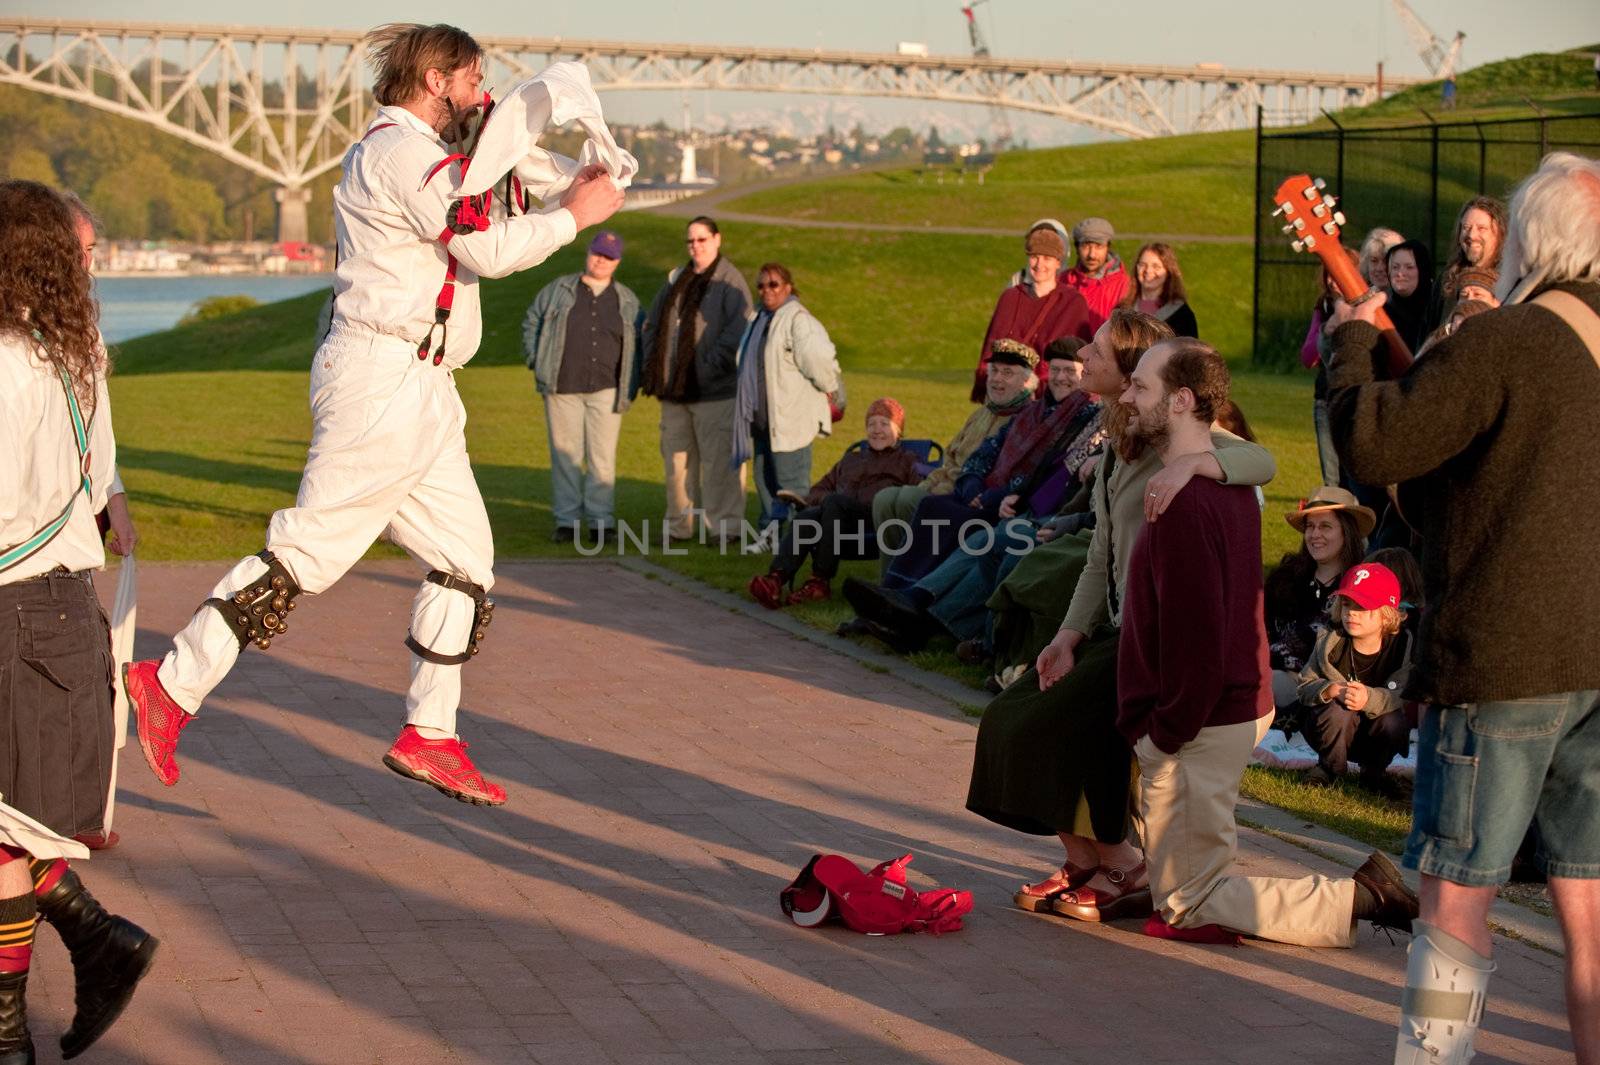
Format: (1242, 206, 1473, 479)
(1452, 266, 1500, 308)
(749, 398, 920, 609)
(971, 224, 1094, 402)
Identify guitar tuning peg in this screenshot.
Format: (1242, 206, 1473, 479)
(1282, 223, 1296, 234)
(1301, 186, 1318, 200)
(1322, 194, 1337, 208)
(1312, 204, 1327, 218)
(1271, 204, 1285, 217)
(1314, 177, 1326, 189)
(1304, 235, 1319, 250)
(1291, 239, 1306, 253)
(1322, 221, 1339, 235)
(1333, 211, 1346, 226)
(1293, 218, 1306, 231)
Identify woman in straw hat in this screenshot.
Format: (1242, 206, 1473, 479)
(1264, 487, 1375, 723)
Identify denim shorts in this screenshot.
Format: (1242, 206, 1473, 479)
(1406, 690, 1600, 885)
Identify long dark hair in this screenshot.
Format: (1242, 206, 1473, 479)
(0, 180, 103, 407)
(1265, 509, 1366, 613)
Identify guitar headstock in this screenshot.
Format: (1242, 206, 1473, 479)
(1272, 174, 1348, 254)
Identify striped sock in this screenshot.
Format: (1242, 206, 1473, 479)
(29, 858, 66, 897)
(0, 893, 37, 973)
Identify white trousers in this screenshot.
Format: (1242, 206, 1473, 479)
(544, 388, 622, 529)
(158, 325, 496, 735)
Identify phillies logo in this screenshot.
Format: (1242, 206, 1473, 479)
(1352, 568, 1371, 585)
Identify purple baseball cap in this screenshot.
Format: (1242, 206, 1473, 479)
(588, 230, 623, 259)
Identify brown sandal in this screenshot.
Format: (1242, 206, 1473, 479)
(1050, 862, 1153, 923)
(1013, 861, 1097, 913)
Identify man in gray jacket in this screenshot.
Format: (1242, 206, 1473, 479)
(524, 230, 644, 543)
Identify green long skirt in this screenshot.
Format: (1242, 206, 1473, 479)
(986, 529, 1093, 674)
(965, 626, 1134, 844)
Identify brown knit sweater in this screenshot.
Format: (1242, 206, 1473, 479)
(1328, 281, 1600, 704)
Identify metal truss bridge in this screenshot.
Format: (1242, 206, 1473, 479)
(1, 17, 1420, 239)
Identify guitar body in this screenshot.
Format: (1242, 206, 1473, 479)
(1272, 174, 1414, 378)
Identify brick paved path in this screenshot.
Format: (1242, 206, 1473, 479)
(35, 561, 1568, 1064)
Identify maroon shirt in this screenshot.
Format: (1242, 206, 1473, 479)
(1116, 476, 1273, 754)
(970, 283, 1094, 402)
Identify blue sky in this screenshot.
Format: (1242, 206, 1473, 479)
(20, 1, 1600, 143)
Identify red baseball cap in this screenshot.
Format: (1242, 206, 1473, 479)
(1333, 562, 1401, 611)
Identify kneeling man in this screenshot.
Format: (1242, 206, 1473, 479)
(1116, 337, 1418, 946)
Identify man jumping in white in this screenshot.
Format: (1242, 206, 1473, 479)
(124, 23, 624, 806)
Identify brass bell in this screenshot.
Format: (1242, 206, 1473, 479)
(271, 576, 287, 591)
(248, 628, 260, 639)
(264, 612, 280, 629)
(473, 629, 485, 642)
(271, 596, 286, 611)
(285, 600, 296, 611)
(469, 645, 479, 656)
(255, 637, 272, 650)
(234, 591, 250, 605)
(252, 605, 264, 616)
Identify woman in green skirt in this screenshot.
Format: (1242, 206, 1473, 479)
(966, 308, 1276, 922)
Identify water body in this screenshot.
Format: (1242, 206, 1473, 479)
(95, 274, 333, 344)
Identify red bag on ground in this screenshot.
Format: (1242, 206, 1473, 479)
(780, 853, 972, 935)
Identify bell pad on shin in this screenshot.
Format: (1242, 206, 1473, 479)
(404, 570, 495, 666)
(202, 549, 302, 652)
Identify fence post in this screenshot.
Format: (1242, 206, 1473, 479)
(1252, 105, 1264, 367)
(1474, 121, 1487, 194)
(1429, 119, 1441, 260)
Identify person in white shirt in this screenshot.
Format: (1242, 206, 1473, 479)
(0, 178, 158, 1063)
(123, 22, 624, 807)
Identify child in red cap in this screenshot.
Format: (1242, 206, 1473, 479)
(1294, 562, 1415, 795)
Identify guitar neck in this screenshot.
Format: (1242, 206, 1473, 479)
(1314, 242, 1413, 377)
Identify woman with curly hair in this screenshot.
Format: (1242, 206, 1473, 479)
(0, 179, 157, 1062)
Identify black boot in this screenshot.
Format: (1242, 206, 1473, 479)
(35, 868, 157, 1060)
(0, 970, 34, 1065)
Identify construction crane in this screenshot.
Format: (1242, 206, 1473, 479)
(1390, 0, 1465, 80)
(960, 1, 1014, 152)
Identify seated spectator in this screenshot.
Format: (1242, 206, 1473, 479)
(1264, 488, 1373, 725)
(970, 224, 1094, 402)
(1383, 239, 1436, 354)
(732, 262, 844, 529)
(1301, 249, 1361, 488)
(1297, 562, 1414, 796)
(1062, 217, 1130, 327)
(867, 341, 1033, 585)
(842, 338, 1103, 654)
(748, 399, 918, 608)
(1450, 266, 1500, 309)
(1120, 242, 1197, 338)
(871, 339, 1092, 592)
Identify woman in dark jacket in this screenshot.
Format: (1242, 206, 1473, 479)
(749, 398, 919, 608)
(1119, 242, 1198, 338)
(1382, 239, 1435, 354)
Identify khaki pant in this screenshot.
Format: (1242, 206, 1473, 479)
(544, 389, 622, 529)
(1134, 714, 1357, 948)
(871, 484, 930, 577)
(659, 397, 746, 539)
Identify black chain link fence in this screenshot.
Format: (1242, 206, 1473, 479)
(1252, 110, 1600, 370)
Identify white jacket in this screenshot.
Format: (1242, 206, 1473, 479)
(745, 299, 842, 453)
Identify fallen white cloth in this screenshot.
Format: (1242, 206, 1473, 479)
(0, 797, 89, 862)
(103, 554, 136, 836)
(459, 61, 638, 202)
(1251, 727, 1419, 778)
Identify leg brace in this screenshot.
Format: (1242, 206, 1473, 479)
(405, 571, 495, 665)
(203, 550, 302, 651)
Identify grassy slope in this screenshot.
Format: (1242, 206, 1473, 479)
(1356, 48, 1600, 121)
(716, 130, 1257, 236)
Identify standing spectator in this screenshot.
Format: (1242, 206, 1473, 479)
(1358, 227, 1405, 293)
(1264, 488, 1372, 721)
(523, 230, 643, 545)
(747, 398, 918, 608)
(1328, 151, 1600, 1064)
(1435, 196, 1506, 324)
(970, 223, 1094, 402)
(1006, 218, 1069, 287)
(733, 263, 843, 529)
(1062, 217, 1130, 327)
(1383, 239, 1436, 354)
(0, 178, 159, 1063)
(1115, 337, 1418, 947)
(1302, 249, 1362, 486)
(1296, 562, 1414, 795)
(1120, 242, 1197, 338)
(641, 216, 753, 542)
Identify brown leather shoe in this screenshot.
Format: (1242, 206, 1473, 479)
(1352, 851, 1419, 933)
(955, 639, 991, 665)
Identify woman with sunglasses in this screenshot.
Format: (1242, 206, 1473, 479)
(732, 262, 844, 529)
(641, 216, 755, 543)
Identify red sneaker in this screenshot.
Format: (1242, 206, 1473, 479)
(382, 727, 507, 806)
(71, 830, 121, 851)
(787, 576, 831, 605)
(747, 572, 788, 610)
(125, 660, 192, 787)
